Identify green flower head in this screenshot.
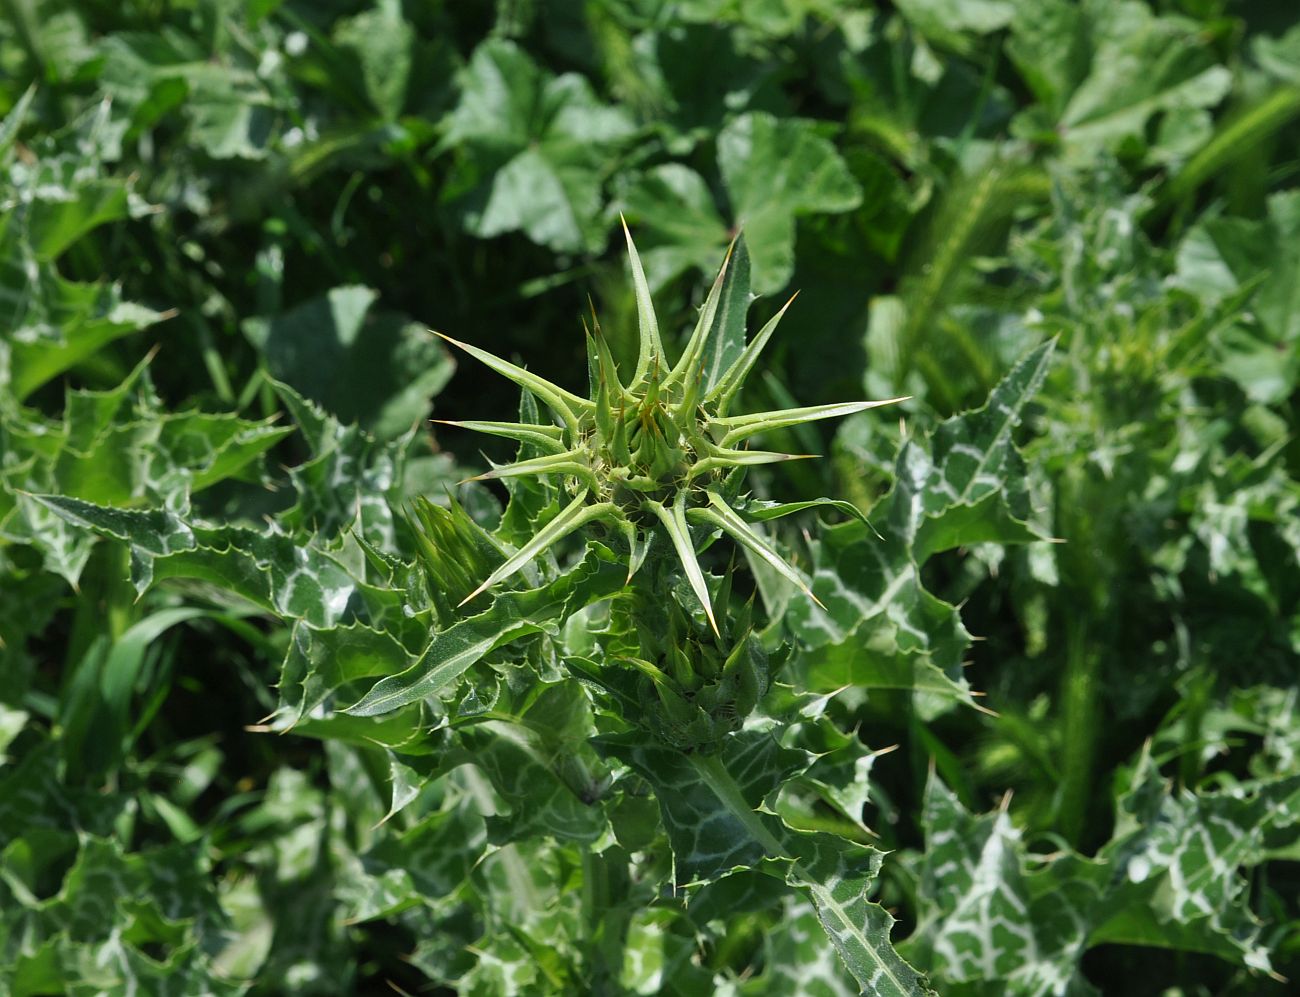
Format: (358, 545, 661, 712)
(434, 221, 904, 632)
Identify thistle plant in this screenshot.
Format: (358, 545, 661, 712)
(428, 224, 903, 749)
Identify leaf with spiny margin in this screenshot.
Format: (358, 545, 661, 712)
(0, 104, 161, 401)
(274, 621, 426, 734)
(787, 344, 1054, 706)
(1, 365, 289, 582)
(0, 255, 164, 402)
(787, 833, 937, 997)
(272, 380, 411, 549)
(786, 518, 974, 705)
(778, 711, 886, 834)
(345, 543, 627, 716)
(598, 731, 933, 995)
(905, 758, 1300, 995)
(29, 495, 401, 630)
(880, 340, 1054, 561)
(453, 681, 609, 845)
(595, 730, 805, 884)
(741, 897, 860, 995)
(0, 825, 240, 996)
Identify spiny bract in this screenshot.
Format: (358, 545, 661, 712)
(434, 221, 905, 633)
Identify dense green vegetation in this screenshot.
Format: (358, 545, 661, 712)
(2, 1, 1299, 994)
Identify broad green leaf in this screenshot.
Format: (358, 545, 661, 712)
(332, 0, 414, 122)
(98, 31, 276, 159)
(444, 39, 635, 253)
(242, 287, 453, 440)
(622, 112, 862, 295)
(895, 0, 1015, 42)
(717, 112, 862, 293)
(1016, 2, 1234, 165)
(618, 163, 731, 289)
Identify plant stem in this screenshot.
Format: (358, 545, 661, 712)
(1058, 613, 1100, 847)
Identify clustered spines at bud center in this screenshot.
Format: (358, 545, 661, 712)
(431, 220, 908, 630)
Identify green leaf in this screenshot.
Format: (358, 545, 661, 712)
(0, 245, 163, 403)
(596, 730, 802, 884)
(1026, 3, 1234, 165)
(332, 0, 414, 121)
(884, 341, 1055, 561)
(788, 345, 1052, 705)
(906, 755, 1300, 993)
(717, 112, 862, 293)
(345, 543, 626, 716)
(598, 733, 934, 995)
(242, 286, 453, 439)
(618, 163, 730, 289)
(445, 38, 635, 253)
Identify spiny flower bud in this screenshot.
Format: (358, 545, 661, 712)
(428, 221, 906, 631)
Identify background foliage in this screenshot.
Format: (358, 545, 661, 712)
(2, 0, 1299, 994)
